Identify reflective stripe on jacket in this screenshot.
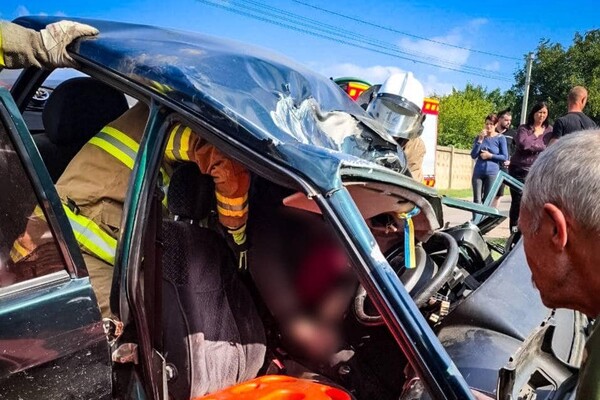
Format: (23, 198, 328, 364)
(10, 202, 117, 266)
(52, 103, 250, 266)
(89, 126, 171, 207)
(10, 205, 51, 263)
(0, 24, 5, 67)
(62, 203, 117, 265)
(165, 123, 250, 232)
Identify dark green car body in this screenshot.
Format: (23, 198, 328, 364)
(0, 15, 550, 400)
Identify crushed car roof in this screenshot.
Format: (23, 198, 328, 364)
(15, 16, 435, 196)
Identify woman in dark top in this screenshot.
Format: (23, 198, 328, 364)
(509, 102, 553, 230)
(470, 113, 508, 207)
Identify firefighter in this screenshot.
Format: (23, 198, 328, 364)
(0, 20, 98, 69)
(11, 101, 250, 318)
(4, 22, 250, 318)
(364, 72, 427, 182)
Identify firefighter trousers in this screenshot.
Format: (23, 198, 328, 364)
(83, 252, 114, 318)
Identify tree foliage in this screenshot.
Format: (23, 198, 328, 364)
(436, 30, 600, 148)
(437, 84, 514, 148)
(512, 30, 600, 124)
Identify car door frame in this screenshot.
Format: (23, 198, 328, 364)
(0, 86, 111, 398)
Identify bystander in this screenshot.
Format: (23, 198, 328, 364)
(508, 102, 552, 231)
(492, 108, 516, 208)
(548, 86, 596, 144)
(470, 113, 508, 211)
(520, 130, 600, 398)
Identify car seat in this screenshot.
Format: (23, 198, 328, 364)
(161, 163, 266, 399)
(34, 77, 129, 182)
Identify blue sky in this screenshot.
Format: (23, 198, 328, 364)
(2, 1, 598, 96)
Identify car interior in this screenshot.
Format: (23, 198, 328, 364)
(8, 73, 416, 399)
(33, 77, 129, 182)
(8, 72, 587, 400)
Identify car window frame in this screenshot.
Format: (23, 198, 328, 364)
(0, 85, 86, 285)
(319, 184, 475, 399)
(0, 85, 111, 400)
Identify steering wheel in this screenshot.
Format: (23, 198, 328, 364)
(354, 231, 459, 326)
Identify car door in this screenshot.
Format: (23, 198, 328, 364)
(0, 87, 111, 399)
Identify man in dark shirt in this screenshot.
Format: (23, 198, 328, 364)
(548, 86, 597, 144)
(497, 108, 517, 155)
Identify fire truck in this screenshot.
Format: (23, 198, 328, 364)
(334, 77, 438, 187)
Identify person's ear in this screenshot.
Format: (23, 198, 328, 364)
(542, 203, 568, 248)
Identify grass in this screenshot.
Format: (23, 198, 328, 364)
(487, 237, 508, 261)
(436, 188, 473, 199)
(437, 187, 510, 199)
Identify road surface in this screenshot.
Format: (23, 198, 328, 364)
(441, 195, 511, 239)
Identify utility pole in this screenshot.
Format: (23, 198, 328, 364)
(520, 52, 534, 124)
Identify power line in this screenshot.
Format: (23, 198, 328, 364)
(196, 0, 514, 82)
(293, 0, 521, 61)
(234, 0, 512, 78)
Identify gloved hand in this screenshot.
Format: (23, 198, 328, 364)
(40, 20, 98, 68)
(1, 20, 98, 69)
(228, 225, 248, 270)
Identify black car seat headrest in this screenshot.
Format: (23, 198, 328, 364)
(42, 77, 129, 146)
(168, 163, 215, 221)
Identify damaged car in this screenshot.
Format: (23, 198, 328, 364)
(0, 16, 587, 400)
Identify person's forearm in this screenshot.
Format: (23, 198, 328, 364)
(0, 21, 44, 69)
(471, 142, 482, 159)
(0, 23, 5, 67)
(490, 140, 508, 162)
(0, 20, 98, 69)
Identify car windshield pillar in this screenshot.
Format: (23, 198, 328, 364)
(321, 186, 474, 400)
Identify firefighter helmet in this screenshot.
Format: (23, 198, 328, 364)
(366, 72, 425, 140)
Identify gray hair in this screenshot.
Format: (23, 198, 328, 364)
(522, 130, 600, 232)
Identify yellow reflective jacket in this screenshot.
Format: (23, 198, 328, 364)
(13, 102, 249, 265)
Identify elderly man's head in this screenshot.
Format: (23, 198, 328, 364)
(520, 130, 600, 317)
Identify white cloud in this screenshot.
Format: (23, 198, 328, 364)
(314, 62, 455, 97)
(484, 61, 500, 72)
(423, 75, 455, 96)
(399, 34, 469, 67)
(316, 63, 406, 86)
(397, 18, 488, 69)
(469, 18, 489, 28)
(13, 6, 67, 18)
(16, 6, 30, 17)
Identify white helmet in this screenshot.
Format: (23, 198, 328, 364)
(366, 72, 425, 140)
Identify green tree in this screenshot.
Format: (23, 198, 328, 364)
(512, 30, 600, 123)
(437, 84, 497, 148)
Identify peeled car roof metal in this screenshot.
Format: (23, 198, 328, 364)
(15, 17, 418, 194)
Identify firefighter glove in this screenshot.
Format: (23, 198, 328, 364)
(1, 20, 98, 69)
(40, 20, 98, 68)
